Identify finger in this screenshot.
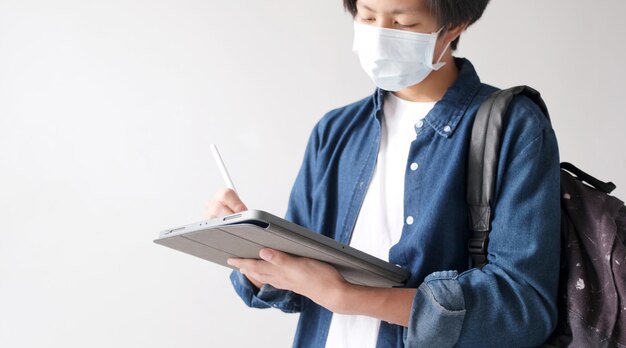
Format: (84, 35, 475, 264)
(227, 258, 242, 268)
(226, 258, 266, 276)
(216, 188, 248, 213)
(206, 201, 235, 219)
(229, 258, 274, 276)
(243, 269, 269, 285)
(259, 248, 292, 266)
(243, 272, 265, 289)
(227, 260, 267, 289)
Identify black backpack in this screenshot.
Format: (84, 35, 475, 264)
(467, 86, 626, 347)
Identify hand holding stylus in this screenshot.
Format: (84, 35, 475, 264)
(205, 145, 261, 289)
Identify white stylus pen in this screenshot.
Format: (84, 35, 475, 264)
(210, 144, 237, 192)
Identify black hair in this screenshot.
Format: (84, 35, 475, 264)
(343, 0, 490, 50)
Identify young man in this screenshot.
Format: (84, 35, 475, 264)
(207, 0, 561, 346)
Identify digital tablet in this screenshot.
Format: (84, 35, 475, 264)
(154, 210, 409, 287)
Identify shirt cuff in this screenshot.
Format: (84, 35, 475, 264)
(404, 271, 466, 347)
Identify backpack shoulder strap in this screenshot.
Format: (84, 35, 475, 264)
(467, 86, 549, 267)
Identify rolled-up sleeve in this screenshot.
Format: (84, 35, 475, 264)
(405, 103, 561, 347)
(404, 271, 466, 346)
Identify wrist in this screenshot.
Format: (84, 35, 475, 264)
(331, 281, 358, 315)
(326, 284, 416, 326)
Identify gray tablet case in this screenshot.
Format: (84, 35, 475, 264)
(154, 210, 409, 287)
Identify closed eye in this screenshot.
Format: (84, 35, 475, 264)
(395, 21, 418, 28)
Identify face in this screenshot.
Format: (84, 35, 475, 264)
(355, 0, 465, 59)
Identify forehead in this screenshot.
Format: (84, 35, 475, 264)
(356, 0, 429, 14)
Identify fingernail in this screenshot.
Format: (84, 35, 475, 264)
(227, 258, 237, 266)
(259, 249, 273, 261)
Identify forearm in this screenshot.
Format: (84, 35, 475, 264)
(337, 284, 416, 327)
(229, 250, 416, 322)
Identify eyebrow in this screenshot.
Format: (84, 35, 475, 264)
(356, 2, 420, 15)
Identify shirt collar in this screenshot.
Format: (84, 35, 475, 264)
(372, 58, 482, 138)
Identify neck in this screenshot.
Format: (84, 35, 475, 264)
(392, 55, 459, 102)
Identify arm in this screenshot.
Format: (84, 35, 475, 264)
(402, 107, 561, 346)
(229, 248, 417, 325)
(229, 101, 561, 346)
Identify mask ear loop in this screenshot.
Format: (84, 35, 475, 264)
(431, 28, 451, 70)
(432, 40, 451, 70)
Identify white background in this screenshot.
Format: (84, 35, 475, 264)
(1, 1, 625, 347)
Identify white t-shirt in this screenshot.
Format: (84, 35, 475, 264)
(325, 92, 435, 348)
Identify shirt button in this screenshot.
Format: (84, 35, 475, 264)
(406, 216, 414, 225)
(410, 162, 419, 171)
(443, 125, 452, 133)
(415, 120, 424, 128)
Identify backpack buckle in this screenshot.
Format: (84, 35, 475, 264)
(469, 232, 489, 267)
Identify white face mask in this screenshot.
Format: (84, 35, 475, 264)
(352, 21, 450, 91)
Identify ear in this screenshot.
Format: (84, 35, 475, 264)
(441, 23, 467, 44)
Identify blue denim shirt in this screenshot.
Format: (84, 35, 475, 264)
(230, 58, 561, 347)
